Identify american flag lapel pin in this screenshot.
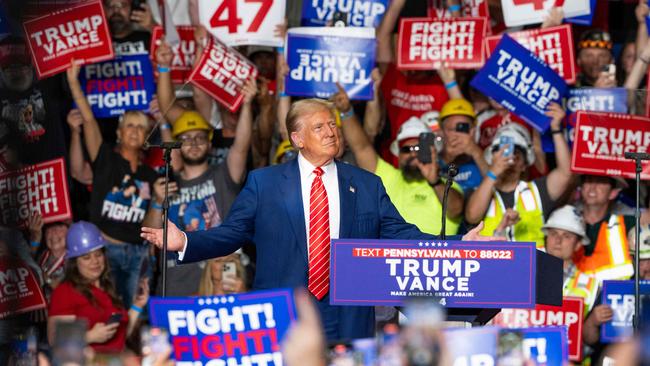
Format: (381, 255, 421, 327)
(349, 186, 355, 193)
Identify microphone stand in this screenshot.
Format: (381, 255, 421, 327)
(440, 164, 458, 240)
(145, 141, 182, 297)
(624, 152, 649, 332)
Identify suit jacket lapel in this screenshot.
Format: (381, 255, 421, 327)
(337, 162, 356, 239)
(281, 159, 308, 263)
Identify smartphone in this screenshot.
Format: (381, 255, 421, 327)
(499, 135, 514, 157)
(107, 313, 122, 325)
(131, 0, 144, 11)
(496, 329, 526, 366)
(602, 63, 616, 75)
(418, 132, 436, 164)
(222, 261, 237, 278)
(52, 320, 87, 366)
(332, 11, 348, 27)
(455, 122, 471, 134)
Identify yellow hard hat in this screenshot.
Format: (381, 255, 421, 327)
(172, 111, 213, 140)
(439, 99, 476, 122)
(273, 140, 297, 165)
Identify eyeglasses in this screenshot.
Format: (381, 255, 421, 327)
(179, 134, 210, 146)
(105, 1, 129, 10)
(399, 145, 420, 154)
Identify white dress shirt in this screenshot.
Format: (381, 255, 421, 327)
(297, 153, 340, 255)
(178, 154, 340, 260)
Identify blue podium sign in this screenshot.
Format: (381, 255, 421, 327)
(601, 280, 650, 343)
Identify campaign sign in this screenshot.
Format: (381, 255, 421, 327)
(330, 239, 536, 308)
(397, 18, 487, 70)
(0, 158, 71, 228)
(501, 0, 591, 27)
(301, 0, 389, 28)
(601, 280, 650, 343)
(189, 36, 258, 112)
(79, 53, 155, 118)
(471, 34, 568, 132)
(520, 327, 568, 365)
(0, 259, 47, 319)
(485, 25, 575, 84)
(571, 111, 650, 180)
(22, 0, 113, 79)
(285, 27, 375, 100)
(493, 297, 584, 361)
(565, 0, 596, 26)
(199, 0, 286, 47)
(443, 327, 498, 365)
(149, 289, 296, 364)
(150, 26, 197, 84)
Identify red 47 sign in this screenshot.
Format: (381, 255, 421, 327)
(198, 0, 286, 47)
(501, 0, 590, 27)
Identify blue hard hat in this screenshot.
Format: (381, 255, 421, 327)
(66, 221, 106, 259)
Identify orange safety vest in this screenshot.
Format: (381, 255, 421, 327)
(573, 215, 633, 282)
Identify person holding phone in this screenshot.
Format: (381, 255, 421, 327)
(48, 221, 149, 354)
(197, 252, 248, 296)
(466, 103, 572, 249)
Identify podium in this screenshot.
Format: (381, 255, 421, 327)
(445, 250, 563, 324)
(330, 239, 564, 324)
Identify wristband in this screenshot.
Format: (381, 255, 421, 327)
(30, 241, 40, 248)
(445, 80, 458, 89)
(160, 123, 170, 131)
(157, 65, 170, 73)
(550, 129, 564, 135)
(151, 201, 163, 210)
(276, 47, 285, 54)
(130, 305, 143, 314)
(448, 4, 461, 12)
(340, 108, 354, 119)
(278, 90, 287, 97)
(486, 170, 498, 181)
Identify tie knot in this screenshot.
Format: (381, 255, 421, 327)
(313, 167, 324, 177)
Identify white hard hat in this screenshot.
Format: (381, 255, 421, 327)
(484, 123, 535, 166)
(420, 111, 440, 131)
(390, 117, 430, 156)
(628, 225, 650, 260)
(542, 205, 589, 245)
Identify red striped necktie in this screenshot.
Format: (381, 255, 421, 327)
(308, 167, 330, 300)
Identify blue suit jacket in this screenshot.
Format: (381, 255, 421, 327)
(183, 159, 439, 339)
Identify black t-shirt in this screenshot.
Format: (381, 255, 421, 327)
(496, 176, 556, 220)
(96, 30, 151, 144)
(89, 143, 157, 243)
(0, 74, 68, 164)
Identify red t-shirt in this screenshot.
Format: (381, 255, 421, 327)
(380, 63, 449, 164)
(49, 282, 128, 354)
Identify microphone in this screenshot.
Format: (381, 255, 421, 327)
(440, 163, 458, 241)
(144, 141, 183, 149)
(624, 152, 650, 161)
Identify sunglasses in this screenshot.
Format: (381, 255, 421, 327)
(399, 145, 420, 154)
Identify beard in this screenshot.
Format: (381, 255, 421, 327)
(400, 157, 423, 182)
(1, 68, 34, 92)
(109, 14, 130, 34)
(183, 153, 209, 166)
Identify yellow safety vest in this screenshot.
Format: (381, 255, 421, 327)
(573, 215, 633, 283)
(563, 266, 599, 314)
(480, 181, 545, 249)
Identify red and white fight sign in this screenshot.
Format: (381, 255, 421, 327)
(22, 0, 114, 79)
(198, 0, 286, 47)
(493, 297, 584, 361)
(189, 36, 258, 112)
(0, 158, 72, 227)
(0, 259, 46, 319)
(150, 26, 197, 84)
(501, 0, 591, 27)
(397, 17, 487, 70)
(571, 111, 650, 180)
(486, 24, 575, 84)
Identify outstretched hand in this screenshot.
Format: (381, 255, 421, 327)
(462, 222, 507, 241)
(141, 220, 186, 251)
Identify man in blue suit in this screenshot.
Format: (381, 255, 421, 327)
(142, 98, 488, 340)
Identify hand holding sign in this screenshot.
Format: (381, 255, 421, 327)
(27, 212, 44, 244)
(330, 83, 353, 114)
(545, 102, 566, 130)
(588, 304, 614, 325)
(155, 39, 173, 68)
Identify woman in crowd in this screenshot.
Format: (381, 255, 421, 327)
(47, 221, 149, 354)
(197, 252, 247, 296)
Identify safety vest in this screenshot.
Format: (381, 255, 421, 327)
(573, 215, 634, 283)
(480, 181, 545, 249)
(563, 265, 599, 314)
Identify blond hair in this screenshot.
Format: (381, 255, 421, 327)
(286, 99, 335, 146)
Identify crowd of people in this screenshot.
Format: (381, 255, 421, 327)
(2, 0, 650, 364)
